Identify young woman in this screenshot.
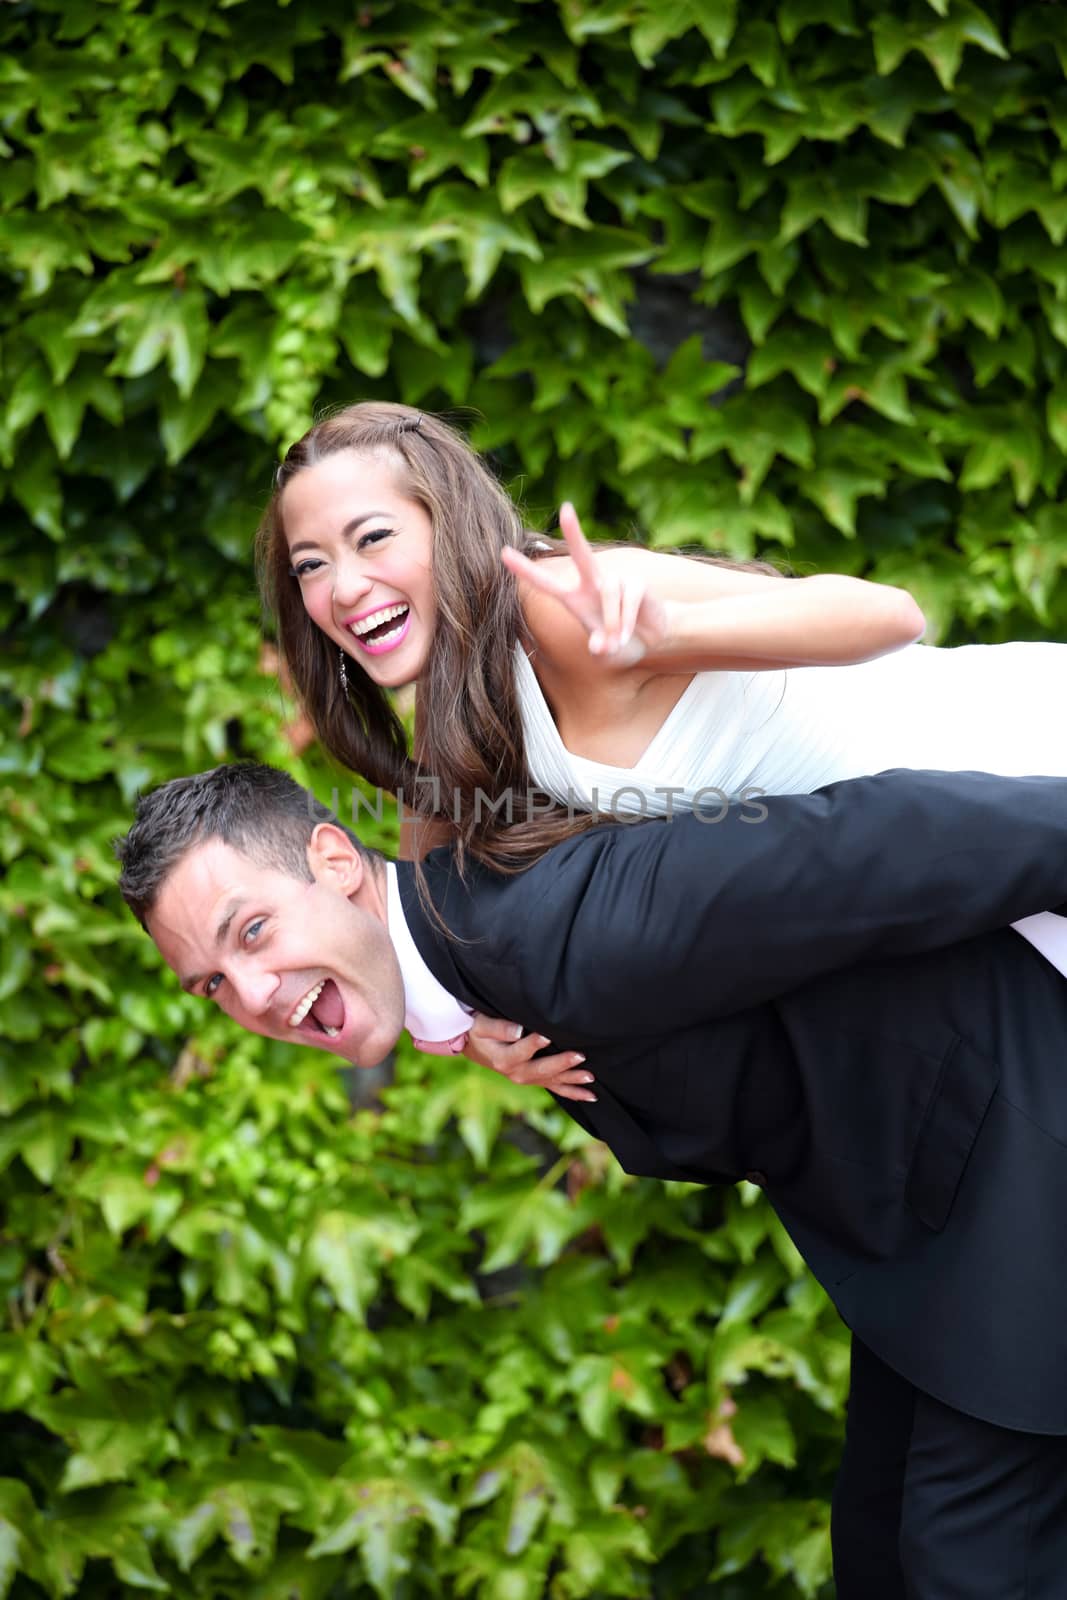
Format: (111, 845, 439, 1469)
(256, 401, 1064, 1094)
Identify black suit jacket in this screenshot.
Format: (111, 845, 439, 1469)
(398, 770, 1067, 1434)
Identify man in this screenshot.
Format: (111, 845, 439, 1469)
(117, 761, 1067, 1598)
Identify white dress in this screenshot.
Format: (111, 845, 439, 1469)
(515, 640, 1067, 811)
(513, 640, 1067, 967)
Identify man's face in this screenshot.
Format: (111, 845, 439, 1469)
(149, 828, 406, 1068)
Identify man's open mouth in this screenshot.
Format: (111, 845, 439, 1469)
(287, 978, 344, 1039)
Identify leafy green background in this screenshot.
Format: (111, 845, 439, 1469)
(2, 0, 1065, 1594)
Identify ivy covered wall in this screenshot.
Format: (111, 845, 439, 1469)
(2, 1, 1065, 1595)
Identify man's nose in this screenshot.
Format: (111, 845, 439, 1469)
(230, 967, 279, 1018)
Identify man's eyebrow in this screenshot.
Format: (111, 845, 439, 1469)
(179, 897, 246, 993)
(289, 510, 389, 557)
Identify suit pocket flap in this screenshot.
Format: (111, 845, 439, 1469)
(905, 1036, 1000, 1232)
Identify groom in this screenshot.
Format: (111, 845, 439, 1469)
(117, 761, 1067, 1598)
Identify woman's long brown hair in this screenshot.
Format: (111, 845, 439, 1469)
(256, 401, 772, 879)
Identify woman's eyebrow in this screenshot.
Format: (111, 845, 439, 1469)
(289, 511, 388, 557)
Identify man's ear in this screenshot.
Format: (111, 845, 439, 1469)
(307, 823, 365, 896)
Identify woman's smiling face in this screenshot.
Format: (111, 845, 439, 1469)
(281, 449, 436, 688)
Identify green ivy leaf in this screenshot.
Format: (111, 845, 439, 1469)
(422, 186, 543, 299)
(1048, 380, 1067, 456)
(0, 1480, 36, 1599)
(518, 229, 654, 334)
(631, 0, 737, 67)
(303, 1208, 419, 1319)
(0, 212, 93, 294)
(373, 113, 490, 192)
(108, 287, 209, 398)
(718, 1258, 788, 1328)
(960, 421, 1043, 505)
(941, 265, 1005, 337)
(499, 143, 630, 229)
(731, 1391, 797, 1480)
(777, 0, 859, 47)
(9, 437, 64, 540)
(780, 172, 869, 247)
(873, 5, 1006, 90)
(746, 327, 836, 399)
(159, 377, 227, 465)
(802, 463, 887, 535)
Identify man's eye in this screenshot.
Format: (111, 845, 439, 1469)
(205, 973, 223, 997)
(243, 919, 264, 944)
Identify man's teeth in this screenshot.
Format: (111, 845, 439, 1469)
(289, 981, 324, 1028)
(287, 982, 340, 1039)
(350, 603, 408, 639)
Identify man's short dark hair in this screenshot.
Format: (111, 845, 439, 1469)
(115, 763, 378, 929)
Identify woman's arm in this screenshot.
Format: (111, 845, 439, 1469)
(644, 566, 926, 672)
(504, 504, 925, 677)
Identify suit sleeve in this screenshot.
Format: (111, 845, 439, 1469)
(517, 769, 1067, 1033)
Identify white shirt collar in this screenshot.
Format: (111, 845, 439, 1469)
(385, 863, 472, 1050)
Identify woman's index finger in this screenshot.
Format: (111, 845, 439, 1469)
(501, 543, 572, 599)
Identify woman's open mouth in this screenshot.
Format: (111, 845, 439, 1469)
(287, 978, 345, 1040)
(348, 604, 411, 655)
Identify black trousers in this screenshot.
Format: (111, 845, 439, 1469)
(831, 1338, 1067, 1599)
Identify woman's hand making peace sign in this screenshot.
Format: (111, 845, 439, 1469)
(501, 502, 669, 668)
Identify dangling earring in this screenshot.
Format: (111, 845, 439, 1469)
(338, 648, 349, 695)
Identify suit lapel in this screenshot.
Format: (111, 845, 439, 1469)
(395, 859, 479, 1002)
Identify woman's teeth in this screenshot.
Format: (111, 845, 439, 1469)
(288, 980, 339, 1036)
(370, 621, 406, 646)
(349, 604, 410, 650)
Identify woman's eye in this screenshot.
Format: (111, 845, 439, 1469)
(205, 973, 223, 997)
(357, 528, 393, 551)
(290, 558, 324, 578)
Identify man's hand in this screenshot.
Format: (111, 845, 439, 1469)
(463, 1013, 596, 1102)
